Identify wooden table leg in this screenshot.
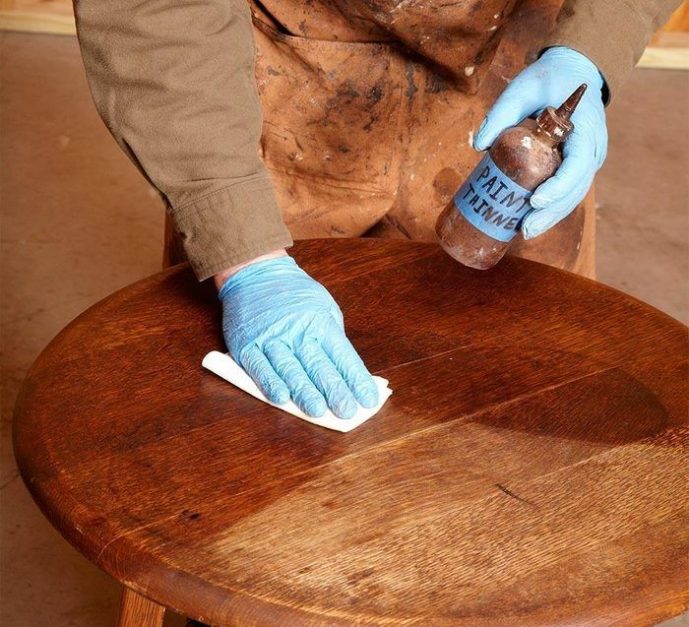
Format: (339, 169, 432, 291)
(117, 587, 165, 627)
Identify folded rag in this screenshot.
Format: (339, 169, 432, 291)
(202, 351, 392, 432)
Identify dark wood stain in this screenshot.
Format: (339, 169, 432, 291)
(13, 239, 689, 626)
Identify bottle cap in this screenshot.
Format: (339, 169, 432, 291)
(536, 83, 587, 142)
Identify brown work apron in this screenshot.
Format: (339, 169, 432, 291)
(249, 0, 595, 277)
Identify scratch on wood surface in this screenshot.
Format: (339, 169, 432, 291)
(376, 345, 472, 375)
(95, 512, 181, 563)
(495, 483, 538, 508)
(0, 472, 20, 491)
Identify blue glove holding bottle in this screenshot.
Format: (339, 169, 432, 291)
(474, 46, 607, 239)
(218, 254, 378, 419)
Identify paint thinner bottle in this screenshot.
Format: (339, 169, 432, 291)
(435, 84, 587, 270)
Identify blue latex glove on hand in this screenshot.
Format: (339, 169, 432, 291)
(219, 256, 378, 419)
(474, 46, 607, 239)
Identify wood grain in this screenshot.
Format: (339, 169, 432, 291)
(117, 588, 165, 627)
(13, 239, 689, 626)
(0, 0, 74, 35)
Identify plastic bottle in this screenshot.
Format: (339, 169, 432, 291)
(435, 84, 587, 270)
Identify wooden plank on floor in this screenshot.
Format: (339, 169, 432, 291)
(638, 33, 689, 70)
(0, 0, 74, 35)
(638, 49, 689, 70)
(0, 11, 75, 35)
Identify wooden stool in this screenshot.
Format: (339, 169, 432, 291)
(13, 239, 688, 626)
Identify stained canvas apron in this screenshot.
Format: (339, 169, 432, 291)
(248, 0, 595, 276)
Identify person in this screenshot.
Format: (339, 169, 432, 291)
(73, 0, 680, 420)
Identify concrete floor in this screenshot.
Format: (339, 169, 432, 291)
(1, 31, 688, 627)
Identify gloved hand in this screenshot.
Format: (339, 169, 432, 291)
(474, 46, 607, 239)
(219, 256, 378, 419)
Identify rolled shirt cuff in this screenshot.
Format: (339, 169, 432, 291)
(171, 176, 293, 281)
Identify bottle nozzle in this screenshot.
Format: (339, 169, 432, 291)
(556, 83, 587, 120)
(535, 83, 587, 142)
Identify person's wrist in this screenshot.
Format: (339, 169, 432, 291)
(213, 249, 288, 291)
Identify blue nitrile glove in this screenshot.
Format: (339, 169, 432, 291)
(474, 46, 607, 239)
(218, 256, 378, 419)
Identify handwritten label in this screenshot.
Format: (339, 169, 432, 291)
(454, 153, 533, 242)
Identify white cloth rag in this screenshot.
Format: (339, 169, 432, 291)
(202, 351, 392, 432)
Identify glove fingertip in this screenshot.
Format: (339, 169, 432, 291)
(355, 382, 379, 409)
(522, 208, 567, 240)
(521, 221, 543, 240)
(265, 382, 290, 406)
(290, 373, 328, 417)
(529, 193, 554, 211)
(473, 137, 488, 151)
(304, 396, 328, 418)
(472, 119, 488, 149)
(473, 127, 496, 152)
(334, 396, 358, 420)
(472, 133, 488, 151)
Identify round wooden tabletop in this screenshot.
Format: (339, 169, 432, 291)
(14, 239, 689, 626)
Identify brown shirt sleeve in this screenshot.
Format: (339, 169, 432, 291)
(543, 0, 682, 100)
(73, 0, 293, 280)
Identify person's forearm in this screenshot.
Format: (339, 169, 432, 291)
(213, 249, 288, 291)
(543, 0, 682, 100)
(74, 0, 292, 280)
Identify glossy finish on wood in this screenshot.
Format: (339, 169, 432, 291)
(14, 239, 689, 626)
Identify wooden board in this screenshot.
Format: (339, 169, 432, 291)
(639, 33, 689, 70)
(13, 239, 689, 626)
(0, 0, 74, 35)
(0, 11, 74, 35)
